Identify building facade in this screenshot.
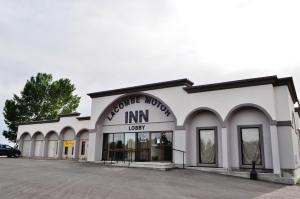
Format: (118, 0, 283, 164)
(17, 76, 300, 184)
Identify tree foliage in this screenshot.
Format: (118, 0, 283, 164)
(2, 73, 80, 142)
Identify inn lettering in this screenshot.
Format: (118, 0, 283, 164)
(106, 96, 171, 122)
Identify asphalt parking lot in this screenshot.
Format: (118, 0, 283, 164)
(0, 158, 299, 199)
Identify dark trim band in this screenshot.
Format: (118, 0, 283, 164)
(184, 76, 298, 103)
(77, 116, 91, 121)
(18, 119, 59, 125)
(59, 112, 81, 117)
(276, 120, 292, 127)
(87, 78, 194, 98)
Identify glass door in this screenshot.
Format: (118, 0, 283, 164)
(137, 132, 150, 161)
(125, 133, 136, 161)
(198, 128, 217, 165)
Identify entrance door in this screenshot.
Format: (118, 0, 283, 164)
(125, 133, 136, 161)
(79, 140, 88, 160)
(198, 128, 217, 166)
(137, 132, 150, 161)
(63, 140, 75, 159)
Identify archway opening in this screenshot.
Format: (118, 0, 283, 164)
(45, 131, 59, 158)
(32, 132, 44, 157)
(75, 129, 89, 160)
(95, 93, 177, 162)
(19, 132, 31, 157)
(226, 105, 272, 170)
(60, 127, 76, 159)
(184, 108, 223, 167)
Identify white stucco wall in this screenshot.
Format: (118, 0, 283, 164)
(17, 117, 91, 140)
(16, 80, 300, 178)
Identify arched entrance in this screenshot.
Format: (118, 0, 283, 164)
(32, 132, 44, 157)
(96, 93, 177, 162)
(75, 129, 89, 160)
(45, 131, 59, 158)
(60, 127, 76, 159)
(184, 108, 224, 167)
(225, 104, 273, 169)
(19, 133, 31, 157)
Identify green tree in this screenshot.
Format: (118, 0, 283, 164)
(2, 73, 80, 142)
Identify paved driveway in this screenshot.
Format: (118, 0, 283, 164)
(0, 158, 299, 199)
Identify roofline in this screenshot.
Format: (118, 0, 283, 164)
(18, 113, 91, 126)
(58, 112, 81, 117)
(76, 116, 91, 121)
(87, 78, 194, 98)
(18, 119, 59, 126)
(184, 75, 299, 103)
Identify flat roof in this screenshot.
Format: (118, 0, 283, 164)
(185, 75, 298, 103)
(87, 78, 194, 98)
(88, 75, 298, 103)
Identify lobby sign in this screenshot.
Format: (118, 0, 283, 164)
(103, 95, 176, 131)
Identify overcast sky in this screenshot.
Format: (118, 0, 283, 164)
(0, 0, 300, 145)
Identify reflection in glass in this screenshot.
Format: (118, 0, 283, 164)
(125, 133, 136, 161)
(241, 128, 261, 165)
(102, 132, 173, 162)
(162, 132, 172, 161)
(151, 133, 161, 161)
(114, 133, 124, 160)
(199, 130, 216, 164)
(137, 132, 150, 161)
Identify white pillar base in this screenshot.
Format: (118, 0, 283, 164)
(270, 125, 281, 175)
(221, 127, 229, 169)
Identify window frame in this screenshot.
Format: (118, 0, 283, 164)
(197, 127, 218, 167)
(237, 125, 264, 169)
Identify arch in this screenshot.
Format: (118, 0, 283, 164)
(19, 132, 31, 157)
(224, 103, 274, 124)
(45, 131, 59, 158)
(20, 132, 31, 141)
(59, 126, 76, 159)
(59, 126, 76, 140)
(225, 103, 273, 169)
(32, 131, 44, 140)
(76, 128, 89, 139)
(95, 92, 178, 128)
(75, 129, 89, 160)
(184, 107, 224, 166)
(45, 130, 59, 139)
(32, 131, 44, 157)
(183, 107, 224, 127)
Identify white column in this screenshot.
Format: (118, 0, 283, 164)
(174, 129, 186, 166)
(57, 139, 64, 159)
(29, 140, 34, 158)
(87, 129, 101, 162)
(270, 125, 281, 174)
(221, 127, 229, 169)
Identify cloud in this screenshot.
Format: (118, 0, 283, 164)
(0, 0, 300, 143)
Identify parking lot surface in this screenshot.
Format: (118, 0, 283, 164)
(0, 158, 299, 199)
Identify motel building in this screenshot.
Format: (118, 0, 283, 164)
(17, 76, 300, 184)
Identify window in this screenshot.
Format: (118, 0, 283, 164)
(81, 141, 86, 155)
(198, 128, 217, 165)
(64, 147, 68, 155)
(239, 126, 263, 166)
(102, 132, 173, 162)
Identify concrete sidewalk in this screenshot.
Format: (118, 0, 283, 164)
(0, 158, 299, 199)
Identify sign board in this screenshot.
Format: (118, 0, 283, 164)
(64, 140, 75, 148)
